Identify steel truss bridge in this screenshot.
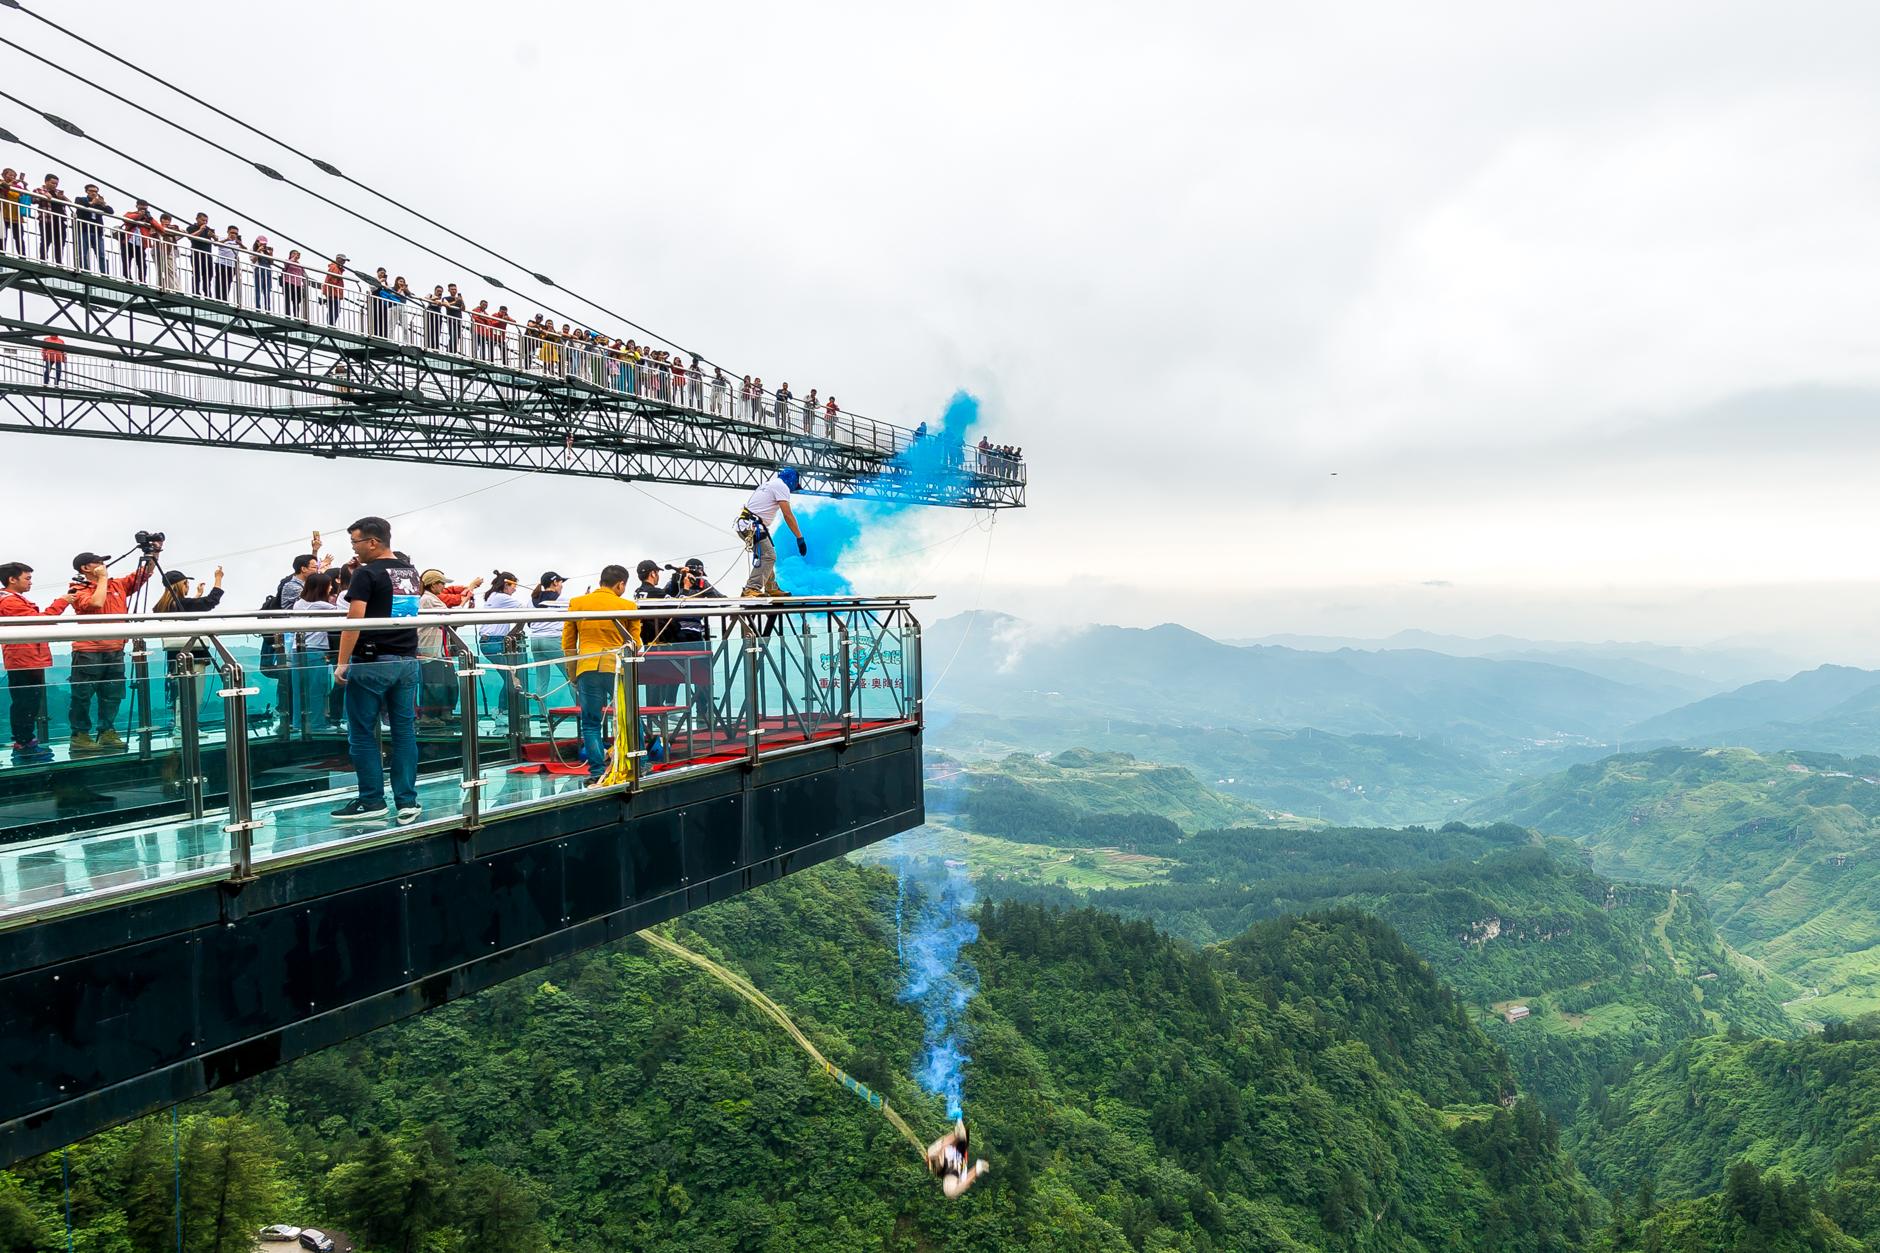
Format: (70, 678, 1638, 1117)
(0, 255, 1026, 508)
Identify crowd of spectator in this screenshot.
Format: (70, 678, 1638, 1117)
(0, 520, 733, 817)
(0, 162, 1025, 482)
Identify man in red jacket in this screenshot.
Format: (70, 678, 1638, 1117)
(0, 561, 70, 762)
(66, 544, 156, 753)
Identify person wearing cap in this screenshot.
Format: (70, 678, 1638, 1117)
(416, 568, 483, 726)
(635, 560, 679, 715)
(65, 541, 158, 754)
(736, 466, 806, 597)
(0, 561, 72, 763)
(153, 564, 224, 727)
(525, 572, 569, 725)
(666, 557, 723, 734)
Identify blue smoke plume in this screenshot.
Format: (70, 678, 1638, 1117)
(773, 391, 983, 595)
(897, 856, 979, 1119)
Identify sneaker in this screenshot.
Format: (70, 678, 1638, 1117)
(18, 742, 52, 764)
(395, 803, 422, 825)
(96, 729, 126, 750)
(330, 798, 389, 823)
(68, 731, 99, 754)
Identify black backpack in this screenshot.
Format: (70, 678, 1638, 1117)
(257, 575, 295, 676)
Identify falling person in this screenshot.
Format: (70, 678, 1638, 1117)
(925, 1120, 990, 1199)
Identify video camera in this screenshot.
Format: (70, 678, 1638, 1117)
(134, 530, 165, 555)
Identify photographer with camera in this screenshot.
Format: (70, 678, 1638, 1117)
(666, 557, 722, 733)
(65, 533, 160, 754)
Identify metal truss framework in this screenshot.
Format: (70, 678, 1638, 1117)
(0, 259, 1025, 509)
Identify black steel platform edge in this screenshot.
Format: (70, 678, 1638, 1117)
(0, 728, 911, 972)
(0, 731, 924, 1164)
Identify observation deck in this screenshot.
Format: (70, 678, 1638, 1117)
(0, 210, 1025, 508)
(0, 599, 926, 1164)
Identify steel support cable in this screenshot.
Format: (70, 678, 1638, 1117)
(637, 928, 930, 1158)
(0, 4, 899, 431)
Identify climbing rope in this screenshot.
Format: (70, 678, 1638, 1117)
(636, 928, 929, 1157)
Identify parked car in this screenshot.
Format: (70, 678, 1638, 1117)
(299, 1232, 336, 1253)
(259, 1226, 302, 1242)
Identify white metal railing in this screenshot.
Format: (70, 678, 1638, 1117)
(0, 190, 1028, 484)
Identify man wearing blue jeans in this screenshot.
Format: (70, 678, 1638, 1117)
(330, 516, 425, 824)
(562, 564, 640, 784)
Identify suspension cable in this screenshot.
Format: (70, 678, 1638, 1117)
(637, 927, 931, 1159)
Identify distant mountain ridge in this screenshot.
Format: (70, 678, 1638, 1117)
(927, 613, 1694, 756)
(1623, 663, 1880, 755)
(1228, 629, 1798, 691)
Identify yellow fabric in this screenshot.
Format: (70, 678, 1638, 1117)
(561, 588, 641, 675)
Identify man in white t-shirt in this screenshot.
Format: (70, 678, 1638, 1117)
(736, 466, 806, 595)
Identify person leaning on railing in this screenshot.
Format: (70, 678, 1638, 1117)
(562, 565, 641, 786)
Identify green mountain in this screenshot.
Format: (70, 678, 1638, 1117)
(1006, 822, 1793, 1119)
(937, 747, 1277, 839)
(933, 712, 1517, 826)
(1623, 665, 1880, 753)
(3, 862, 1602, 1252)
(1473, 746, 1880, 1021)
(1572, 1020, 1880, 1250)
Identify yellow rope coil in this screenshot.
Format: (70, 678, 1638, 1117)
(637, 928, 928, 1157)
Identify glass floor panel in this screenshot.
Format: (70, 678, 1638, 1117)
(0, 765, 586, 917)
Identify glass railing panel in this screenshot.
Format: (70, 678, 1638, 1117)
(0, 642, 215, 914)
(749, 615, 843, 748)
(847, 610, 915, 726)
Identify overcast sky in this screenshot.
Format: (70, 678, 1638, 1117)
(5, 1, 1880, 661)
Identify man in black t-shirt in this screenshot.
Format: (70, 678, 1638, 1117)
(331, 515, 423, 825)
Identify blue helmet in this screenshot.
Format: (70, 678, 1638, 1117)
(777, 466, 801, 491)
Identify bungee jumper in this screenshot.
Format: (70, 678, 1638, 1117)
(926, 1119, 991, 1199)
(735, 465, 805, 598)
(636, 928, 990, 1198)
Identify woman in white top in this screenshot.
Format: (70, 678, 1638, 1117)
(479, 570, 531, 730)
(290, 570, 345, 735)
(525, 571, 569, 714)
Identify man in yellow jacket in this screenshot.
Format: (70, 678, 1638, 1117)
(561, 564, 641, 784)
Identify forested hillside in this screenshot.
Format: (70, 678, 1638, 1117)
(1475, 746, 1880, 1020)
(989, 821, 1791, 1119)
(1, 862, 1602, 1252)
(1573, 1017, 1880, 1249)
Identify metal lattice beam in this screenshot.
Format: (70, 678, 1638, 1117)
(0, 259, 1026, 508)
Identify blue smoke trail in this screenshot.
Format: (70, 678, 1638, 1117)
(898, 857, 979, 1119)
(777, 390, 984, 595)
